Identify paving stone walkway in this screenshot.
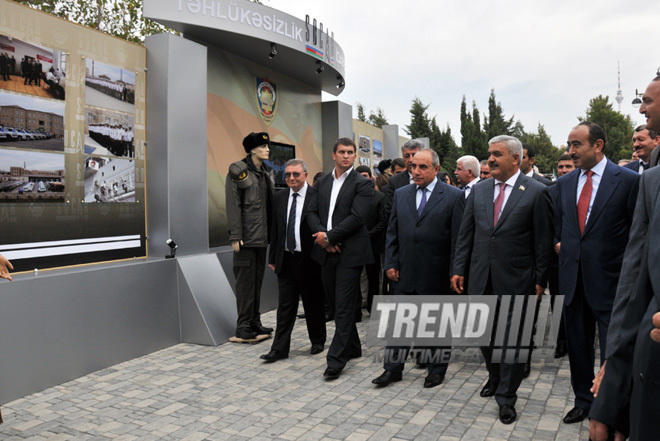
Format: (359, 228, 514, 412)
(0, 309, 591, 440)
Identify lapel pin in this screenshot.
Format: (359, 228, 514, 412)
(519, 185, 525, 191)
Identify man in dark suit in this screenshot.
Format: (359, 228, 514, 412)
(355, 165, 387, 315)
(260, 159, 326, 362)
(554, 121, 639, 425)
(521, 144, 553, 186)
(372, 149, 465, 389)
(308, 138, 374, 380)
(623, 124, 660, 174)
(451, 135, 553, 424)
(589, 76, 660, 441)
(384, 139, 426, 217)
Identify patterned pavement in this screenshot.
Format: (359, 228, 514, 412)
(0, 309, 592, 440)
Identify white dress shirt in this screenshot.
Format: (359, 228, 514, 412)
(416, 177, 438, 209)
(493, 169, 521, 219)
(327, 166, 353, 231)
(285, 182, 307, 252)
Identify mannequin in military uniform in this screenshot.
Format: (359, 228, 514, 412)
(226, 132, 276, 340)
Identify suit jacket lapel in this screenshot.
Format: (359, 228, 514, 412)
(301, 186, 312, 224)
(583, 160, 619, 237)
(566, 170, 579, 230)
(481, 179, 495, 231)
(405, 185, 417, 219)
(418, 182, 444, 222)
(495, 174, 527, 230)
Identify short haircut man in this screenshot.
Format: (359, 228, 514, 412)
(452, 135, 553, 424)
(262, 158, 326, 362)
(391, 158, 406, 174)
(480, 159, 491, 179)
(373, 149, 465, 389)
(455, 155, 480, 197)
(624, 124, 660, 174)
(384, 140, 430, 217)
(308, 138, 374, 380)
(555, 121, 639, 425)
(557, 153, 576, 177)
(521, 143, 553, 185)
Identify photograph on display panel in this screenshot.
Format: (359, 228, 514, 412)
(0, 34, 66, 101)
(373, 139, 383, 169)
(84, 106, 135, 158)
(358, 134, 371, 156)
(0, 147, 65, 202)
(0, 90, 64, 151)
(83, 156, 136, 203)
(85, 58, 135, 113)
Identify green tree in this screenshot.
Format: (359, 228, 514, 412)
(459, 96, 488, 160)
(356, 103, 366, 122)
(483, 89, 515, 140)
(405, 97, 433, 139)
(368, 108, 388, 128)
(14, 0, 176, 43)
(521, 124, 563, 175)
(579, 95, 635, 163)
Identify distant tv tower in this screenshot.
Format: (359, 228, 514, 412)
(615, 61, 624, 112)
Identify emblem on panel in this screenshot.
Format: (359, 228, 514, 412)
(255, 77, 278, 127)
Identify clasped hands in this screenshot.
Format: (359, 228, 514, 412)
(312, 232, 341, 253)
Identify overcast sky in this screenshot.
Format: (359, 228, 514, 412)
(265, 0, 660, 149)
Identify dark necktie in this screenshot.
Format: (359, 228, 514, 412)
(577, 170, 594, 234)
(287, 193, 298, 251)
(417, 187, 427, 217)
(642, 162, 650, 171)
(493, 182, 506, 226)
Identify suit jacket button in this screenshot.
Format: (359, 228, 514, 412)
(491, 236, 495, 240)
(640, 373, 644, 381)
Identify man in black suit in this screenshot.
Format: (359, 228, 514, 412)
(521, 144, 553, 185)
(554, 122, 639, 426)
(623, 124, 660, 174)
(451, 135, 553, 424)
(308, 138, 374, 379)
(384, 139, 426, 217)
(355, 165, 387, 315)
(372, 149, 465, 389)
(260, 159, 326, 362)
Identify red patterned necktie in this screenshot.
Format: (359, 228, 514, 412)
(577, 170, 594, 234)
(493, 182, 506, 226)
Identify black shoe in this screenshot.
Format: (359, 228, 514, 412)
(236, 328, 257, 340)
(372, 370, 402, 386)
(499, 404, 516, 424)
(260, 350, 288, 362)
(480, 381, 499, 397)
(424, 373, 445, 388)
(310, 344, 324, 355)
(323, 367, 341, 380)
(554, 342, 568, 358)
(563, 407, 588, 424)
(523, 362, 531, 378)
(252, 324, 273, 334)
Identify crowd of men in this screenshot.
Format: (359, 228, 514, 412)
(243, 74, 660, 436)
(88, 123, 134, 157)
(85, 77, 133, 104)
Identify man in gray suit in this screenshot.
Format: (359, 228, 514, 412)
(451, 135, 553, 425)
(371, 149, 465, 389)
(589, 75, 660, 441)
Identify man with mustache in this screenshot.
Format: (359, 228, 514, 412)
(553, 122, 639, 426)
